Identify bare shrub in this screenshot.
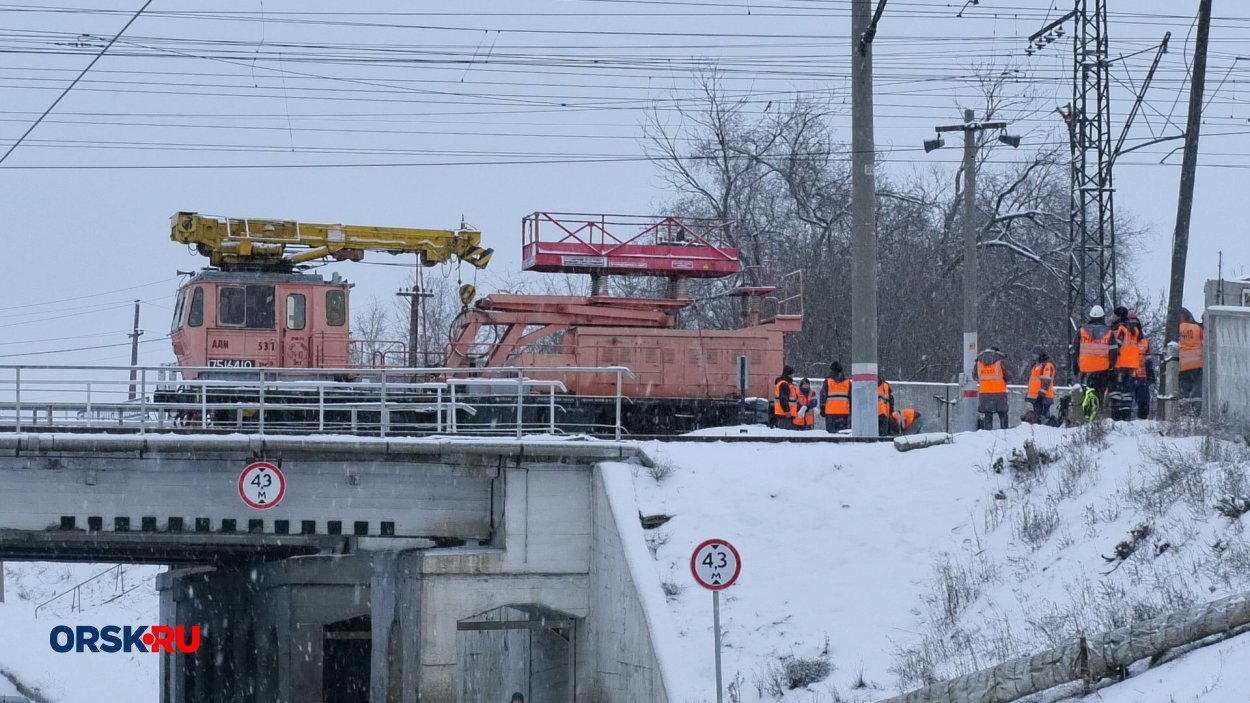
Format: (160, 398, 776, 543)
(661, 579, 685, 601)
(753, 660, 786, 699)
(645, 529, 669, 558)
(646, 458, 677, 483)
(727, 672, 745, 703)
(785, 656, 832, 689)
(1135, 443, 1210, 514)
(927, 552, 996, 625)
(1215, 496, 1250, 520)
(850, 661, 870, 689)
(1056, 442, 1097, 499)
(1013, 499, 1060, 550)
(984, 492, 1010, 533)
(1076, 418, 1111, 448)
(889, 637, 940, 691)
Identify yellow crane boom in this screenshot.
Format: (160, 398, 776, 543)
(171, 212, 493, 270)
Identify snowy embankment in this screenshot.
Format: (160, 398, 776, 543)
(0, 562, 163, 702)
(618, 421, 1250, 703)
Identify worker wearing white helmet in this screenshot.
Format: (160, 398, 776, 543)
(1074, 304, 1119, 417)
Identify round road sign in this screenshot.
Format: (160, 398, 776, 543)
(690, 538, 741, 591)
(239, 461, 286, 510)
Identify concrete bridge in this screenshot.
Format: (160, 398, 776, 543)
(0, 432, 676, 703)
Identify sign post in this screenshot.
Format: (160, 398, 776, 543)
(691, 538, 742, 703)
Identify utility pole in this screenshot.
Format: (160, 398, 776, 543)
(127, 299, 142, 400)
(396, 254, 431, 367)
(850, 0, 886, 437)
(927, 111, 1016, 431)
(1163, 0, 1211, 417)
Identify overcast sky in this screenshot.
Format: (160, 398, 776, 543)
(0, 0, 1239, 370)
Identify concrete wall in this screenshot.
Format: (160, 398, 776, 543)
(583, 465, 675, 703)
(1205, 305, 1250, 426)
(157, 443, 674, 703)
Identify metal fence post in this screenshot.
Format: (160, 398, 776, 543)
(85, 382, 93, 428)
(548, 385, 556, 434)
(200, 381, 208, 430)
(14, 367, 21, 433)
(449, 382, 458, 434)
(516, 371, 525, 439)
(380, 370, 389, 438)
(258, 371, 266, 434)
(139, 368, 148, 434)
(318, 385, 325, 432)
(615, 369, 623, 440)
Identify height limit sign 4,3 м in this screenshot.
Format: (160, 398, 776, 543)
(239, 461, 286, 510)
(691, 538, 741, 590)
(691, 538, 741, 703)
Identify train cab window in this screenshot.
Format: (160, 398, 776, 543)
(245, 285, 276, 329)
(219, 287, 246, 326)
(286, 293, 306, 330)
(188, 287, 204, 327)
(326, 290, 346, 327)
(217, 286, 274, 328)
(170, 289, 187, 333)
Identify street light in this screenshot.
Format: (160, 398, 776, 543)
(924, 111, 1019, 432)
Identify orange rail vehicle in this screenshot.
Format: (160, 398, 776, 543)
(445, 213, 802, 431)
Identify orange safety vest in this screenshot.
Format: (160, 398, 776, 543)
(977, 359, 1007, 394)
(1027, 360, 1056, 400)
(892, 408, 917, 431)
(824, 378, 851, 416)
(1115, 325, 1142, 370)
(1078, 324, 1113, 373)
(1133, 337, 1151, 379)
(774, 379, 795, 416)
(1180, 321, 1203, 371)
(877, 381, 892, 417)
(794, 387, 816, 427)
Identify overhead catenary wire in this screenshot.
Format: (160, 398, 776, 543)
(0, 0, 153, 167)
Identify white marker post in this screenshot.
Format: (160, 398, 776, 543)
(691, 538, 742, 703)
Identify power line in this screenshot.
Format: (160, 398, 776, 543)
(0, 0, 154, 167)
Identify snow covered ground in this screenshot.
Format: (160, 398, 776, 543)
(0, 562, 162, 702)
(623, 420, 1250, 702)
(2, 420, 1248, 703)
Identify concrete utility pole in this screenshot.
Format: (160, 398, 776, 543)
(849, 0, 886, 437)
(927, 111, 1016, 431)
(127, 299, 142, 401)
(397, 254, 433, 368)
(1163, 0, 1211, 416)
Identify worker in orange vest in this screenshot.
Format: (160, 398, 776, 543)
(1179, 307, 1203, 399)
(890, 407, 921, 434)
(973, 346, 1012, 430)
(1107, 306, 1142, 419)
(1124, 313, 1155, 419)
(877, 374, 894, 436)
(1075, 305, 1117, 411)
(771, 365, 796, 429)
(1024, 345, 1056, 424)
(793, 378, 817, 430)
(819, 361, 851, 433)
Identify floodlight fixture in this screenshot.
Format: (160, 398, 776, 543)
(923, 137, 946, 153)
(998, 134, 1022, 148)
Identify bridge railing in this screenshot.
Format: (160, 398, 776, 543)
(0, 364, 635, 439)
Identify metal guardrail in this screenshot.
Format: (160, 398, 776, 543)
(0, 364, 635, 440)
(34, 563, 144, 619)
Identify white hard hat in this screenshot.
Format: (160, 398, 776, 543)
(1089, 304, 1105, 318)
